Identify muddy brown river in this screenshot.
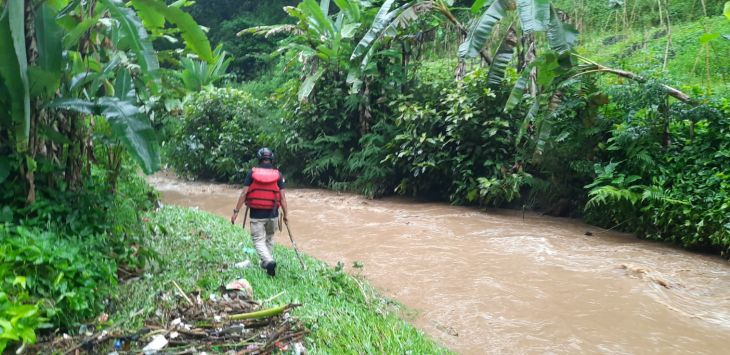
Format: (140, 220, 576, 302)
(149, 174, 730, 354)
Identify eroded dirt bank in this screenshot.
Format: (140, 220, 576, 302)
(149, 173, 730, 354)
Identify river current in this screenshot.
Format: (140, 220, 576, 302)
(149, 173, 730, 354)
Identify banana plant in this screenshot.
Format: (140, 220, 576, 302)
(178, 45, 233, 92)
(0, 0, 213, 200)
(239, 0, 364, 102)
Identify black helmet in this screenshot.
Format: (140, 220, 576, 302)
(257, 147, 274, 162)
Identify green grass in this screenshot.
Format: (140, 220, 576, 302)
(578, 16, 730, 94)
(110, 206, 449, 354)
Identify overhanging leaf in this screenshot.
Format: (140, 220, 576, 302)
(101, 0, 159, 74)
(333, 0, 360, 22)
(298, 67, 325, 102)
(516, 0, 550, 32)
(97, 97, 160, 174)
(48, 98, 97, 115)
(0, 0, 31, 153)
(300, 0, 336, 39)
(351, 0, 396, 59)
(114, 69, 134, 99)
(458, 0, 509, 59)
(486, 27, 516, 86)
(35, 3, 64, 74)
(131, 0, 214, 63)
(546, 7, 578, 54)
(504, 64, 533, 112)
(131, 0, 165, 31)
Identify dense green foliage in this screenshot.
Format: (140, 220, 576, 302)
(584, 87, 730, 251)
(187, 0, 298, 79)
(166, 87, 271, 182)
(553, 0, 726, 32)
(166, 0, 730, 255)
(0, 0, 213, 351)
(114, 206, 449, 353)
(3, 0, 729, 350)
(579, 16, 730, 88)
(0, 167, 157, 351)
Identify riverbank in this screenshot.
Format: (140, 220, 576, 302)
(108, 205, 447, 353)
(150, 173, 730, 354)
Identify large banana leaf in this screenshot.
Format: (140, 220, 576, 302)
(98, 97, 160, 174)
(100, 0, 159, 74)
(458, 0, 509, 59)
(298, 67, 325, 102)
(32, 3, 64, 98)
(131, 0, 214, 63)
(486, 27, 516, 86)
(114, 69, 134, 99)
(333, 0, 360, 22)
(503, 64, 532, 112)
(300, 0, 336, 39)
(516, 0, 550, 32)
(546, 8, 578, 54)
(130, 0, 165, 31)
(35, 3, 63, 74)
(351, 0, 396, 59)
(0, 0, 30, 153)
(48, 98, 97, 115)
(48, 96, 160, 173)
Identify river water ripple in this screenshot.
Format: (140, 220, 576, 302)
(149, 173, 730, 354)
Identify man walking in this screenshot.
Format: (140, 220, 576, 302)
(231, 148, 288, 276)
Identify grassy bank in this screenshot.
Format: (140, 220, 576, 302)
(110, 205, 448, 354)
(578, 16, 730, 91)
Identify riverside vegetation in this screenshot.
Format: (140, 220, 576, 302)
(1, 0, 729, 352)
(0, 0, 441, 352)
(170, 0, 729, 254)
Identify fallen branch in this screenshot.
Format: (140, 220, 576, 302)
(572, 54, 694, 103)
(226, 304, 299, 321)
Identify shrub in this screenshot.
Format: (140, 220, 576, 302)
(167, 87, 270, 182)
(0, 165, 158, 350)
(583, 91, 730, 254)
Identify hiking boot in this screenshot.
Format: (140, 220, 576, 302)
(264, 261, 277, 276)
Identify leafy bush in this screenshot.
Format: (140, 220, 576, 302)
(167, 87, 271, 182)
(584, 89, 730, 254)
(0, 165, 158, 350)
(386, 68, 523, 205)
(0, 288, 45, 353)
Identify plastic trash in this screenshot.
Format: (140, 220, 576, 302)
(225, 278, 254, 300)
(142, 334, 168, 353)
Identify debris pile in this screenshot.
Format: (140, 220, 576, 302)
(35, 280, 307, 354)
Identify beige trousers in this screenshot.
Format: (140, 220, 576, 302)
(250, 218, 278, 265)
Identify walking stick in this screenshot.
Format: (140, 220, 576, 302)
(283, 220, 306, 270)
(241, 207, 249, 230)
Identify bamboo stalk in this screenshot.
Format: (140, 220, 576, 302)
(226, 304, 292, 321)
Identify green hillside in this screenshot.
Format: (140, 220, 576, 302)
(579, 16, 730, 91)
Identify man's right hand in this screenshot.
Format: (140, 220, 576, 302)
(230, 213, 238, 224)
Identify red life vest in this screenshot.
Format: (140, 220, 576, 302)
(245, 168, 281, 210)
